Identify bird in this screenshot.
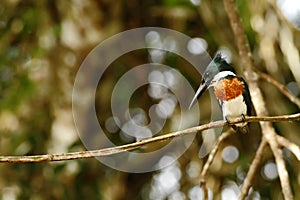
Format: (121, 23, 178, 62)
(189, 53, 252, 133)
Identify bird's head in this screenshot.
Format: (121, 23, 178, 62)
(189, 53, 236, 109)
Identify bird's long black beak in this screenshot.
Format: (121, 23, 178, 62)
(188, 82, 208, 109)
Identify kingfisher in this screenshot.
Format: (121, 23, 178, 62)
(189, 53, 252, 133)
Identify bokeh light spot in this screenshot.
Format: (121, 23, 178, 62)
(221, 145, 239, 163)
(187, 38, 207, 55)
(286, 81, 299, 96)
(262, 161, 278, 180)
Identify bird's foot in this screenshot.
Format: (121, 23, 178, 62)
(225, 116, 231, 126)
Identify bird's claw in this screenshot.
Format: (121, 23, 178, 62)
(225, 117, 231, 126)
(241, 114, 246, 122)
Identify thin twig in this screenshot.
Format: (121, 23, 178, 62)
(239, 138, 268, 199)
(277, 135, 300, 161)
(0, 114, 299, 163)
(223, 0, 294, 199)
(200, 130, 234, 200)
(257, 70, 300, 108)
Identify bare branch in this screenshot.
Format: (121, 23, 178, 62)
(264, 124, 293, 200)
(200, 130, 234, 200)
(222, 0, 253, 76)
(223, 0, 294, 199)
(0, 114, 299, 163)
(257, 70, 300, 108)
(239, 138, 268, 200)
(277, 135, 300, 161)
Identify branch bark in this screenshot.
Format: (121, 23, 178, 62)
(277, 135, 300, 161)
(239, 138, 268, 199)
(257, 70, 300, 108)
(200, 130, 235, 199)
(0, 114, 299, 163)
(223, 0, 294, 199)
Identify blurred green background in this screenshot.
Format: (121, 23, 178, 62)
(1, 0, 300, 199)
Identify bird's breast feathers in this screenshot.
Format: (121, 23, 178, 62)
(213, 77, 245, 101)
(221, 95, 248, 127)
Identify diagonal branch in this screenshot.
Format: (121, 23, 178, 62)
(239, 138, 268, 199)
(257, 70, 300, 108)
(200, 129, 235, 199)
(0, 114, 299, 163)
(276, 135, 300, 161)
(223, 0, 294, 199)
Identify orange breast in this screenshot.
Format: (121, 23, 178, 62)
(214, 77, 244, 101)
